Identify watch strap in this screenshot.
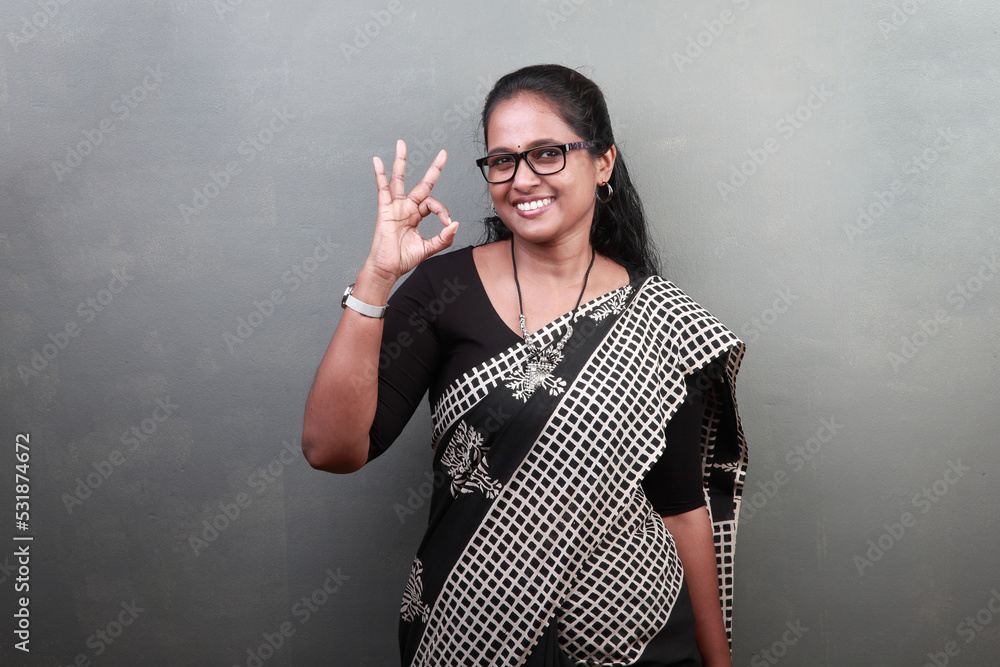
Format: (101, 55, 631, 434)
(341, 284, 388, 318)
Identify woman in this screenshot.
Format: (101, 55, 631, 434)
(302, 64, 747, 667)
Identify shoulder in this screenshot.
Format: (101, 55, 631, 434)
(633, 275, 744, 370)
(635, 275, 725, 328)
(389, 245, 477, 306)
(633, 275, 698, 312)
(409, 244, 476, 277)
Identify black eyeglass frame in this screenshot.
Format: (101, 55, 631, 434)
(475, 141, 597, 183)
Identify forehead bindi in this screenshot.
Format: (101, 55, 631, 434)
(486, 94, 579, 153)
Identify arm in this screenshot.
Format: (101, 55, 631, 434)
(301, 140, 458, 473)
(662, 506, 732, 667)
(301, 263, 397, 473)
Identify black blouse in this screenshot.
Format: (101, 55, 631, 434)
(366, 245, 707, 517)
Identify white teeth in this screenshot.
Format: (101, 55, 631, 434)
(516, 197, 553, 211)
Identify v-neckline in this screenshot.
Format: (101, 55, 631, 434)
(464, 244, 641, 343)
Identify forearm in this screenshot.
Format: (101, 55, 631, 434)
(304, 139, 455, 472)
(301, 262, 396, 473)
(662, 506, 732, 667)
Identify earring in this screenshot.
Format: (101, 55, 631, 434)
(596, 182, 614, 204)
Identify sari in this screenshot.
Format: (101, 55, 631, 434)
(397, 272, 748, 666)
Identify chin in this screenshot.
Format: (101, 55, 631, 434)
(503, 218, 562, 243)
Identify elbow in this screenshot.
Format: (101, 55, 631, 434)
(301, 430, 368, 474)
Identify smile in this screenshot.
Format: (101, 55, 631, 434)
(515, 197, 553, 211)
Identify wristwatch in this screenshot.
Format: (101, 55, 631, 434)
(341, 283, 388, 318)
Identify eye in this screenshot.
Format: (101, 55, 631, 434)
(488, 155, 514, 168)
(529, 147, 563, 165)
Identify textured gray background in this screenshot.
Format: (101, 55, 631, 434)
(2, 1, 999, 665)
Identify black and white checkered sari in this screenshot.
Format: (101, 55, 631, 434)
(399, 274, 748, 666)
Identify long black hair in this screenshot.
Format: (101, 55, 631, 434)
(478, 64, 661, 277)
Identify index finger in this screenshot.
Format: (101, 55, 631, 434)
(406, 149, 447, 205)
(372, 155, 392, 208)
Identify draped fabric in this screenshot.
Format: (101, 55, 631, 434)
(398, 273, 748, 666)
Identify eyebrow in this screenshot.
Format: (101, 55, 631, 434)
(487, 138, 563, 156)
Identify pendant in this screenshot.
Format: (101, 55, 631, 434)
(524, 344, 561, 391)
(504, 333, 568, 402)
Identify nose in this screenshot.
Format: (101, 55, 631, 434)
(511, 154, 542, 190)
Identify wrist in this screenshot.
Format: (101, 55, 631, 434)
(352, 263, 396, 306)
(361, 258, 399, 286)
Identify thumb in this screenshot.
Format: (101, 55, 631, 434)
(424, 221, 459, 258)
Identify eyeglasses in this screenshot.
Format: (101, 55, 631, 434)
(475, 141, 596, 183)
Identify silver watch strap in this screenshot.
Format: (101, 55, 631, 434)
(344, 293, 387, 318)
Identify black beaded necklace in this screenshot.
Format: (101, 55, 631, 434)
(510, 236, 596, 389)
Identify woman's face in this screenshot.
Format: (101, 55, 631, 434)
(485, 93, 615, 247)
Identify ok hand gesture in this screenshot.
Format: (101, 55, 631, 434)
(366, 140, 459, 282)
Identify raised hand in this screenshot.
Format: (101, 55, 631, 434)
(366, 139, 459, 282)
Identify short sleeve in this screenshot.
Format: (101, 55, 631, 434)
(366, 265, 442, 463)
(641, 374, 707, 517)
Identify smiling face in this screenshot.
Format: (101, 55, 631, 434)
(485, 93, 615, 247)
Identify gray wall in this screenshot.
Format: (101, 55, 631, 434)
(2, 1, 998, 665)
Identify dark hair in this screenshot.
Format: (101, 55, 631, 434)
(478, 64, 661, 277)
